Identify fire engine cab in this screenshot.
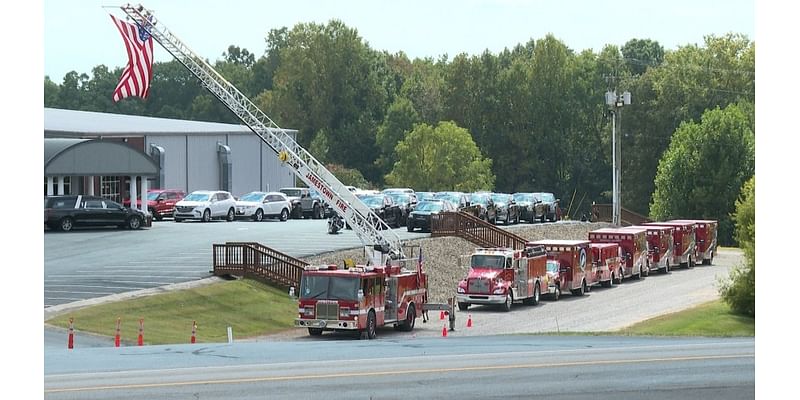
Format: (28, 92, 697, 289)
(669, 219, 717, 265)
(294, 257, 451, 339)
(644, 221, 696, 268)
(588, 227, 648, 281)
(531, 240, 595, 297)
(633, 225, 675, 273)
(456, 243, 547, 312)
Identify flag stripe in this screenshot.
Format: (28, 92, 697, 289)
(110, 14, 154, 102)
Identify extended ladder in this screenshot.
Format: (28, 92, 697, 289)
(119, 4, 404, 259)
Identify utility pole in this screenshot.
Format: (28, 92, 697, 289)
(605, 90, 631, 226)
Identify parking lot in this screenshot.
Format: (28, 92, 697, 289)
(44, 218, 427, 308)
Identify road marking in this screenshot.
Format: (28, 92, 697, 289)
(45, 353, 754, 393)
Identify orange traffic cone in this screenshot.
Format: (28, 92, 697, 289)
(137, 318, 144, 346)
(467, 314, 473, 328)
(441, 323, 448, 337)
(191, 320, 197, 344)
(67, 317, 74, 349)
(114, 317, 121, 347)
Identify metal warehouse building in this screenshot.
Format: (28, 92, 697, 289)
(44, 107, 296, 207)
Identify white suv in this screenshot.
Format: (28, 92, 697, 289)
(174, 190, 236, 222)
(235, 191, 292, 222)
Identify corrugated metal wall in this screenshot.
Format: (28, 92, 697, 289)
(146, 136, 186, 190)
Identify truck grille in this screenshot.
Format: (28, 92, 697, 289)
(468, 278, 490, 294)
(176, 206, 195, 213)
(315, 302, 339, 320)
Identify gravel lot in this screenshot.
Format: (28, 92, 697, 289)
(271, 221, 741, 341)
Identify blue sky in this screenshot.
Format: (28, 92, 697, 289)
(44, 0, 755, 82)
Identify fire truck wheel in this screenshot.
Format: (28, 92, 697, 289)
(572, 280, 585, 296)
(364, 311, 377, 340)
(398, 304, 416, 332)
(307, 328, 322, 336)
(501, 292, 513, 312)
(458, 302, 470, 311)
(533, 283, 541, 305)
(689, 256, 695, 269)
(552, 285, 561, 301)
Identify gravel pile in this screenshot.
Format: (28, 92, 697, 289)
(302, 221, 613, 303)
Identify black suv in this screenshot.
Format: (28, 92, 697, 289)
(45, 195, 148, 232)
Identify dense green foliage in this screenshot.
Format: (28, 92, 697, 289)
(45, 22, 754, 219)
(386, 121, 494, 191)
(719, 177, 755, 317)
(650, 103, 755, 245)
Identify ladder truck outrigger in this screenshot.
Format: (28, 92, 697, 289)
(118, 4, 454, 339)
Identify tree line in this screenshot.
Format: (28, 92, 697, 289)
(44, 22, 754, 245)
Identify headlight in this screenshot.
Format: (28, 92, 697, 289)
(493, 287, 505, 294)
(457, 287, 465, 294)
(303, 306, 314, 316)
(339, 307, 350, 318)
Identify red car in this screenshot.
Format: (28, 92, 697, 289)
(123, 189, 186, 221)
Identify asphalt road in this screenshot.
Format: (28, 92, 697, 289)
(44, 218, 427, 308)
(44, 335, 754, 400)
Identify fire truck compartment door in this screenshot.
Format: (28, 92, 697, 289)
(385, 277, 398, 321)
(515, 259, 529, 298)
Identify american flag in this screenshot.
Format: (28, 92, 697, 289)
(110, 14, 154, 102)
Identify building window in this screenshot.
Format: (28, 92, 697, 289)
(101, 176, 121, 203)
(44, 176, 71, 195)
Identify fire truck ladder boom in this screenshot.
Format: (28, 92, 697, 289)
(119, 4, 404, 259)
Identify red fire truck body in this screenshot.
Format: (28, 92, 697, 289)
(531, 240, 595, 296)
(457, 243, 547, 311)
(644, 221, 696, 268)
(668, 219, 717, 265)
(632, 225, 675, 273)
(294, 259, 450, 339)
(588, 227, 648, 281)
(589, 243, 621, 287)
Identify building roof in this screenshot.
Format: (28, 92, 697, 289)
(44, 108, 296, 137)
(45, 138, 159, 176)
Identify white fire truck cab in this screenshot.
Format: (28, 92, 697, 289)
(456, 243, 547, 312)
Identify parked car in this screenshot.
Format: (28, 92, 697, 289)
(385, 192, 417, 226)
(416, 191, 436, 201)
(45, 195, 147, 232)
(532, 192, 561, 221)
(279, 187, 327, 219)
(469, 192, 498, 223)
(309, 189, 334, 218)
(174, 190, 236, 222)
(490, 193, 520, 225)
(512, 192, 547, 223)
(235, 191, 292, 222)
(123, 189, 185, 221)
(356, 193, 403, 229)
(406, 199, 456, 232)
(382, 188, 418, 203)
(433, 191, 471, 211)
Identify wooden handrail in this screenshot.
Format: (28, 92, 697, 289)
(431, 211, 528, 249)
(590, 204, 652, 226)
(212, 242, 309, 289)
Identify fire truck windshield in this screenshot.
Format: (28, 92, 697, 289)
(470, 255, 506, 269)
(300, 275, 360, 300)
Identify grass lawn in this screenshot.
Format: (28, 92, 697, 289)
(619, 299, 754, 337)
(45, 279, 298, 345)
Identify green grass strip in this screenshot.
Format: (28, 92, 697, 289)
(619, 299, 754, 337)
(45, 279, 298, 345)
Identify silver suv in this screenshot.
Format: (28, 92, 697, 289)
(174, 190, 237, 222)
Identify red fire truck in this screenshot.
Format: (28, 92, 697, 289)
(589, 243, 621, 287)
(669, 219, 717, 265)
(644, 221, 696, 268)
(457, 243, 547, 311)
(588, 227, 648, 281)
(531, 240, 595, 297)
(632, 225, 675, 274)
(294, 256, 454, 339)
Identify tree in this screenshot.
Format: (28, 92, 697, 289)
(621, 38, 664, 75)
(649, 102, 754, 245)
(375, 97, 420, 179)
(719, 176, 754, 317)
(386, 121, 494, 192)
